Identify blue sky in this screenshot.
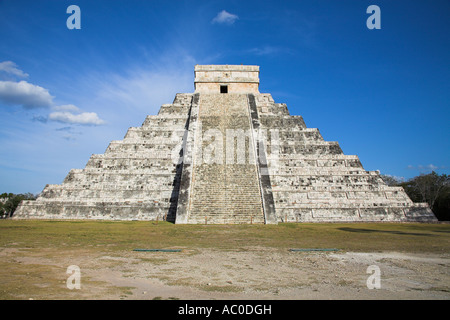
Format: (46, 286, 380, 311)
(0, 0, 449, 194)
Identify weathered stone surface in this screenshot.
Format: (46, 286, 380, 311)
(13, 65, 437, 223)
(194, 65, 260, 94)
(177, 93, 265, 224)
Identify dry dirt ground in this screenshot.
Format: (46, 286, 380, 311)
(2, 246, 449, 300)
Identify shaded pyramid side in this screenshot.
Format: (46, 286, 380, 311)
(13, 94, 193, 221)
(250, 93, 437, 222)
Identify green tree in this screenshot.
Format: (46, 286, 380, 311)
(409, 172, 448, 208)
(380, 175, 404, 186)
(399, 172, 450, 221)
(0, 193, 37, 218)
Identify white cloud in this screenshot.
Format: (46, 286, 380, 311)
(0, 61, 29, 78)
(381, 174, 405, 183)
(212, 10, 239, 25)
(407, 164, 445, 172)
(248, 46, 279, 56)
(0, 80, 53, 109)
(247, 46, 293, 56)
(90, 59, 194, 117)
(0, 62, 105, 127)
(52, 104, 81, 112)
(48, 111, 105, 126)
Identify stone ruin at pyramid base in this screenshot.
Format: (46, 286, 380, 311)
(14, 65, 437, 224)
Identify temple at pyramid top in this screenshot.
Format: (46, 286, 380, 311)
(194, 64, 260, 93)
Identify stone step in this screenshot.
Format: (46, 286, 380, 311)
(187, 212, 265, 218)
(185, 93, 264, 223)
(273, 154, 361, 160)
(271, 143, 343, 156)
(271, 168, 368, 175)
(142, 116, 189, 127)
(274, 204, 435, 223)
(83, 164, 178, 173)
(124, 128, 186, 140)
(105, 143, 179, 154)
(72, 171, 178, 179)
(271, 186, 407, 193)
(14, 200, 173, 221)
(48, 187, 178, 198)
(157, 106, 192, 115)
(266, 157, 363, 169)
(274, 202, 417, 209)
(89, 154, 176, 160)
(271, 174, 385, 186)
(188, 218, 265, 225)
(259, 115, 306, 130)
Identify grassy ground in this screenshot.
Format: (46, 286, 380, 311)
(0, 220, 449, 300)
(1, 220, 449, 253)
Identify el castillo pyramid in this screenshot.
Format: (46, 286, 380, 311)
(14, 65, 436, 223)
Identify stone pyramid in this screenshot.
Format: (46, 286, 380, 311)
(14, 65, 436, 223)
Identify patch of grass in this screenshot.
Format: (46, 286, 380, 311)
(119, 286, 135, 296)
(199, 284, 243, 293)
(157, 276, 197, 288)
(0, 260, 125, 300)
(0, 262, 64, 300)
(337, 279, 354, 286)
(0, 220, 449, 253)
(136, 257, 169, 265)
(430, 287, 450, 293)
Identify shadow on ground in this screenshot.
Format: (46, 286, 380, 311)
(338, 227, 436, 237)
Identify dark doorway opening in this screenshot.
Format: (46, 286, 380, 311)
(220, 85, 228, 93)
